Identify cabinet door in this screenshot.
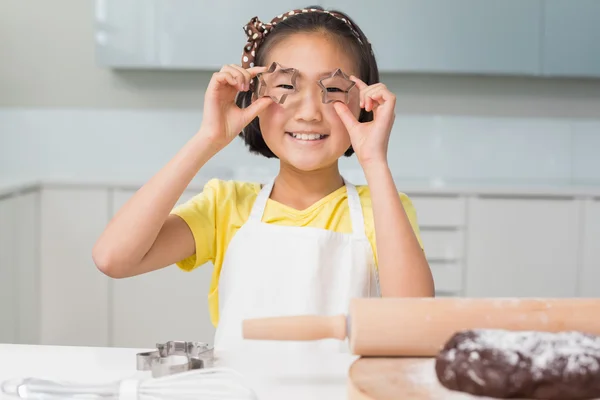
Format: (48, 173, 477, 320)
(0, 196, 17, 343)
(580, 200, 600, 296)
(110, 189, 216, 348)
(39, 187, 111, 346)
(95, 0, 159, 67)
(465, 197, 580, 297)
(323, 0, 542, 74)
(542, 0, 600, 77)
(96, 0, 308, 69)
(153, 0, 308, 69)
(14, 191, 40, 344)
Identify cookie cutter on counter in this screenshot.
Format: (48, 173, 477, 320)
(136, 341, 214, 378)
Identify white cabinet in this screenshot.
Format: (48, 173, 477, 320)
(2, 181, 599, 348)
(94, 0, 158, 68)
(96, 0, 305, 69)
(542, 0, 600, 78)
(109, 189, 216, 348)
(14, 191, 40, 344)
(291, 0, 544, 75)
(39, 187, 111, 346)
(580, 199, 600, 297)
(410, 195, 467, 296)
(464, 196, 581, 298)
(0, 195, 17, 343)
(0, 191, 39, 344)
(94, 0, 600, 79)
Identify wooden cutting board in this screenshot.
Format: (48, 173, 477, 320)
(347, 357, 498, 400)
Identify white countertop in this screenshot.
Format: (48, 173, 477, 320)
(1, 175, 600, 199)
(0, 343, 357, 400)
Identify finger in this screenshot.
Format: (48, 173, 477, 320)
(362, 88, 376, 112)
(350, 76, 369, 108)
(357, 82, 385, 109)
(365, 90, 385, 111)
(368, 87, 395, 106)
(220, 67, 244, 90)
(246, 65, 268, 77)
(350, 75, 369, 90)
(222, 65, 247, 92)
(333, 101, 361, 134)
(363, 85, 392, 111)
(213, 71, 238, 89)
(361, 83, 386, 99)
(369, 91, 388, 106)
(247, 66, 269, 91)
(241, 96, 273, 125)
(370, 91, 396, 124)
(229, 64, 253, 91)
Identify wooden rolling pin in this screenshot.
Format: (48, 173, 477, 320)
(243, 297, 600, 356)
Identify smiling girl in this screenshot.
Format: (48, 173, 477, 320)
(93, 6, 435, 352)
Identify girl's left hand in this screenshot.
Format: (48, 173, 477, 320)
(333, 76, 396, 168)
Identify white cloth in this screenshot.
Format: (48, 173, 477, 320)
(213, 178, 380, 354)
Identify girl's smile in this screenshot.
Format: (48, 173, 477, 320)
(286, 131, 329, 142)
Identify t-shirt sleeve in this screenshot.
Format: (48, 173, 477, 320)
(170, 179, 220, 271)
(399, 193, 425, 251)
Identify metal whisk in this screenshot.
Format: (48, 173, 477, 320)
(1, 367, 258, 400)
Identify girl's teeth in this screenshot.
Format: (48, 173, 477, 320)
(291, 133, 323, 141)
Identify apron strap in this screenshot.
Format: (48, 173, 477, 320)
(248, 180, 274, 222)
(248, 177, 367, 242)
(344, 179, 368, 240)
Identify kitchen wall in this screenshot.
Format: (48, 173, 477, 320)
(2, 0, 600, 186)
(2, 109, 600, 188)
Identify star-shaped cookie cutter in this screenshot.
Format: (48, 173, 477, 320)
(256, 62, 299, 104)
(136, 341, 214, 378)
(317, 68, 356, 104)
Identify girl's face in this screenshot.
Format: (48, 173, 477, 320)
(256, 33, 362, 172)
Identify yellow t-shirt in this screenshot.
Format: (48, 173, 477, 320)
(171, 179, 423, 327)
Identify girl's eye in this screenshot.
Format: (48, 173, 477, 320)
(326, 87, 343, 93)
(277, 84, 295, 90)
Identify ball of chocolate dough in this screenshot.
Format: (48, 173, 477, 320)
(435, 329, 600, 400)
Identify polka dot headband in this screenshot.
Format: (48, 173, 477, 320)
(241, 8, 365, 69)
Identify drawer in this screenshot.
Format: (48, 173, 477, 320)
(430, 260, 464, 293)
(409, 196, 466, 228)
(420, 230, 464, 261)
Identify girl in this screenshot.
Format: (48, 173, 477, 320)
(93, 6, 434, 352)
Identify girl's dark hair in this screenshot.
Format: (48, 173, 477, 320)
(235, 5, 380, 158)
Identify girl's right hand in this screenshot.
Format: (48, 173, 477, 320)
(199, 64, 273, 150)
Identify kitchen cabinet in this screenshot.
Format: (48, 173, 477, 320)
(0, 195, 17, 343)
(579, 199, 600, 297)
(95, 0, 306, 69)
(94, 0, 158, 68)
(304, 0, 543, 75)
(39, 187, 111, 346)
(0, 190, 38, 344)
(542, 0, 600, 78)
(95, 0, 600, 79)
(464, 196, 581, 298)
(2, 180, 600, 348)
(409, 195, 467, 296)
(14, 191, 40, 344)
(109, 189, 216, 348)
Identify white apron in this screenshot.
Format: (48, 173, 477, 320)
(213, 178, 380, 354)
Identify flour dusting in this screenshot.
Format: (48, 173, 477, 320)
(404, 359, 438, 386)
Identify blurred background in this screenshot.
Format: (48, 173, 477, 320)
(1, 0, 599, 350)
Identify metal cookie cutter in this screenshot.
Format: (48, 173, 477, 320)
(136, 341, 214, 378)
